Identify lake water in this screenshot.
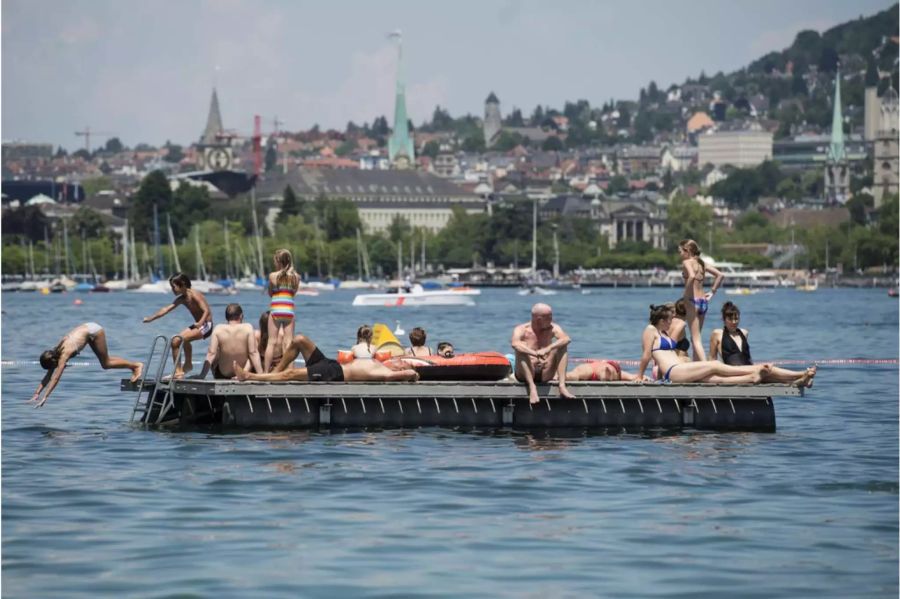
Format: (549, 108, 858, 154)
(2, 287, 898, 597)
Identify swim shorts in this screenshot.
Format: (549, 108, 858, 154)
(306, 346, 345, 382)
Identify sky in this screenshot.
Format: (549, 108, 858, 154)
(2, 0, 895, 151)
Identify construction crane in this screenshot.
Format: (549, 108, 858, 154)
(74, 127, 115, 153)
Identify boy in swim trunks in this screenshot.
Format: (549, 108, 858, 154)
(142, 273, 212, 379)
(30, 323, 143, 408)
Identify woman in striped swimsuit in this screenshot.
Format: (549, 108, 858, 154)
(264, 249, 300, 372)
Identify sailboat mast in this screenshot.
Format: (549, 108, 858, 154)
(356, 228, 363, 280)
(421, 233, 425, 274)
(167, 214, 182, 273)
(63, 220, 71, 276)
(250, 188, 265, 279)
(223, 219, 231, 280)
(531, 197, 537, 274)
(153, 202, 162, 279)
(397, 239, 402, 279)
(122, 220, 129, 282)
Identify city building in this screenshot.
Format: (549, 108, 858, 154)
(195, 88, 234, 171)
(256, 168, 484, 233)
(697, 126, 773, 168)
(873, 87, 899, 206)
(483, 92, 502, 148)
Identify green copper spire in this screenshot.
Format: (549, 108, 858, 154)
(827, 68, 846, 162)
(388, 31, 415, 167)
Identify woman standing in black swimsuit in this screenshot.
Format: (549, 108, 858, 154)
(709, 301, 816, 387)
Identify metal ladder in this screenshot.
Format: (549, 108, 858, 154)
(131, 335, 183, 425)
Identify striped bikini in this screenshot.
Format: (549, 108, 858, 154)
(270, 286, 296, 324)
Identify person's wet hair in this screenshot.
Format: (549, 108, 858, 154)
(357, 325, 373, 344)
(39, 348, 59, 370)
(225, 303, 243, 321)
(649, 304, 673, 326)
(409, 327, 427, 347)
(169, 272, 191, 289)
(436, 341, 454, 357)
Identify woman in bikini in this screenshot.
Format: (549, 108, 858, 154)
(636, 304, 771, 384)
(264, 249, 300, 372)
(709, 301, 816, 387)
(678, 239, 724, 361)
(566, 359, 640, 381)
(30, 323, 143, 408)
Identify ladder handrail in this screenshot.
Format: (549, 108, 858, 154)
(153, 334, 184, 424)
(131, 335, 168, 423)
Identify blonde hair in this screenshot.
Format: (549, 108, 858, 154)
(273, 249, 299, 288)
(679, 239, 705, 274)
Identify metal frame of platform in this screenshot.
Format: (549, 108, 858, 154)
(121, 379, 802, 431)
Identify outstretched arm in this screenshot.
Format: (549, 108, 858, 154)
(143, 296, 183, 323)
(34, 355, 70, 407)
(29, 371, 52, 403)
(196, 330, 220, 379)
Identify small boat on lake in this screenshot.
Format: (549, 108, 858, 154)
(352, 283, 475, 307)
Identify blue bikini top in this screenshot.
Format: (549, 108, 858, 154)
(654, 333, 678, 352)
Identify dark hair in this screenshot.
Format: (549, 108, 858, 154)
(722, 301, 740, 320)
(673, 298, 687, 318)
(39, 348, 59, 370)
(436, 341, 454, 355)
(649, 304, 673, 326)
(169, 272, 191, 289)
(409, 327, 427, 347)
(225, 303, 243, 321)
(356, 325, 373, 344)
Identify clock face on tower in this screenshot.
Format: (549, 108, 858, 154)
(206, 147, 231, 170)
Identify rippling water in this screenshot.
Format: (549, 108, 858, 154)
(2, 287, 897, 597)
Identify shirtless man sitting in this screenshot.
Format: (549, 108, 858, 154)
(30, 322, 143, 408)
(196, 304, 262, 379)
(142, 273, 212, 379)
(233, 332, 419, 383)
(511, 303, 575, 404)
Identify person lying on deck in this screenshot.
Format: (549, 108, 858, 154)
(566, 359, 641, 382)
(31, 323, 143, 408)
(709, 301, 816, 387)
(195, 303, 262, 380)
(233, 333, 419, 383)
(511, 303, 576, 404)
(636, 304, 782, 385)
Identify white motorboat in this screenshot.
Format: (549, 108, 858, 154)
(304, 281, 336, 291)
(339, 279, 382, 290)
(352, 284, 475, 307)
(518, 286, 557, 296)
(133, 280, 171, 294)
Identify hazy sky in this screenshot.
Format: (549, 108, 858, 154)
(2, 0, 894, 151)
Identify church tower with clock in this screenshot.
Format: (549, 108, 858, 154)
(197, 87, 234, 171)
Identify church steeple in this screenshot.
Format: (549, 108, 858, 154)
(388, 31, 415, 168)
(827, 68, 846, 163)
(201, 88, 224, 145)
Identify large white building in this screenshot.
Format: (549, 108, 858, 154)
(257, 168, 485, 234)
(698, 127, 773, 168)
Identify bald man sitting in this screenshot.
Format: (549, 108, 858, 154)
(510, 303, 575, 404)
(196, 303, 263, 379)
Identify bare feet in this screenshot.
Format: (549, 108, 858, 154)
(794, 366, 817, 389)
(558, 384, 576, 399)
(130, 363, 144, 383)
(172, 369, 185, 380)
(233, 360, 250, 382)
(528, 385, 540, 405)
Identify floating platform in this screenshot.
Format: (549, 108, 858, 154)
(121, 379, 803, 432)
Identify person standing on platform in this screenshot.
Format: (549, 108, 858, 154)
(678, 239, 724, 361)
(142, 273, 212, 379)
(264, 249, 300, 373)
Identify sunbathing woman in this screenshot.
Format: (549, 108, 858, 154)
(636, 304, 771, 384)
(709, 301, 816, 387)
(567, 359, 640, 381)
(678, 239, 724, 361)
